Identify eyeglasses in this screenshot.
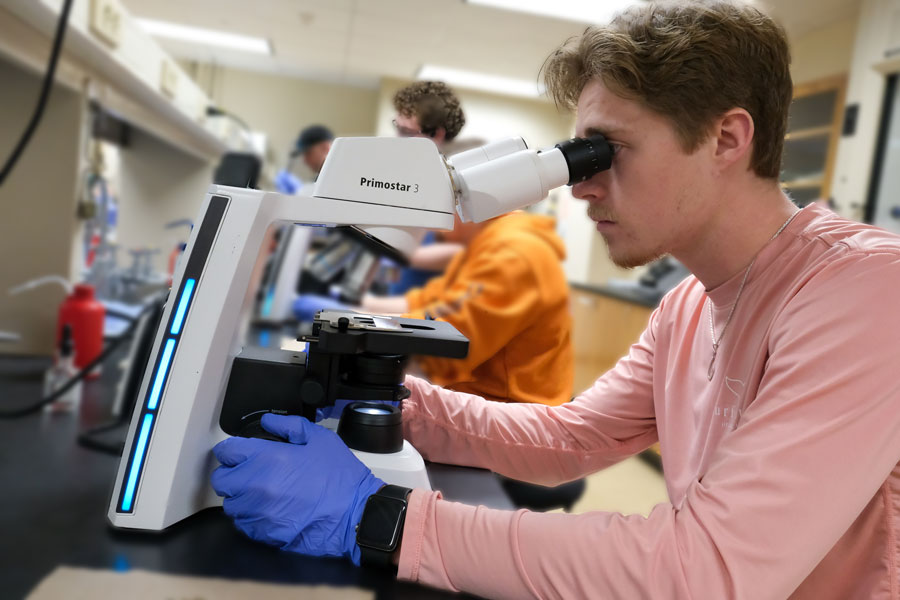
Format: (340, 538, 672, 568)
(392, 119, 427, 138)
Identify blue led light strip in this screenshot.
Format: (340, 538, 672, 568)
(116, 195, 227, 514)
(260, 286, 275, 317)
(170, 278, 196, 335)
(121, 414, 154, 512)
(147, 338, 176, 410)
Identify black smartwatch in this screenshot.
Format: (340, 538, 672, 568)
(356, 484, 412, 568)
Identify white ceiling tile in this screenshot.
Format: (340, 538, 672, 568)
(122, 0, 865, 88)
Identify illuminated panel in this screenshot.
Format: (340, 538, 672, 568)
(120, 414, 154, 512)
(146, 339, 176, 411)
(116, 195, 228, 514)
(169, 278, 196, 335)
(260, 286, 275, 317)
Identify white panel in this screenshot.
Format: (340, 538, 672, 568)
(869, 78, 900, 233)
(831, 0, 899, 219)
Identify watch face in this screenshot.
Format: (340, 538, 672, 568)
(357, 495, 407, 551)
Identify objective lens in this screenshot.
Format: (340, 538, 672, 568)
(338, 401, 403, 454)
(354, 406, 392, 416)
(347, 353, 407, 387)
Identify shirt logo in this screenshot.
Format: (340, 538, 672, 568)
(714, 377, 745, 430)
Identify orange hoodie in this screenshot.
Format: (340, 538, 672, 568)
(404, 212, 573, 406)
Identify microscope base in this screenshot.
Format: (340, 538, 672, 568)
(321, 419, 432, 490)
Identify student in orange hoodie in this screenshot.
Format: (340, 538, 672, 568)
(361, 210, 573, 407)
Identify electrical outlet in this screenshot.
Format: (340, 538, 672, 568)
(160, 60, 179, 99)
(89, 0, 123, 48)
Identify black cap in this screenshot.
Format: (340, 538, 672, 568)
(290, 124, 334, 156)
(59, 323, 73, 357)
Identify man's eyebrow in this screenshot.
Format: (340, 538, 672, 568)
(584, 125, 628, 137)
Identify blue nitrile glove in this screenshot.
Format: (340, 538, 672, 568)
(292, 294, 348, 322)
(211, 413, 385, 565)
(275, 169, 303, 195)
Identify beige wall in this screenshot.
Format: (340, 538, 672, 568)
(0, 58, 84, 356)
(187, 64, 381, 183)
(790, 16, 860, 85)
(116, 128, 214, 274)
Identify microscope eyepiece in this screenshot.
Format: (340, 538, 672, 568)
(555, 134, 614, 185)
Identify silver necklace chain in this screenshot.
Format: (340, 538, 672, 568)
(706, 209, 800, 380)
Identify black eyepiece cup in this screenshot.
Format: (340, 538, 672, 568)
(555, 133, 614, 185)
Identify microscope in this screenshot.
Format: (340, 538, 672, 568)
(108, 133, 613, 531)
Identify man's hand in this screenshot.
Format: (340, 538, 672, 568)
(211, 414, 385, 565)
(409, 242, 463, 271)
(402, 374, 440, 402)
(360, 293, 409, 316)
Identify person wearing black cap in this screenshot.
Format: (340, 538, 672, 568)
(292, 124, 334, 176)
(275, 124, 335, 195)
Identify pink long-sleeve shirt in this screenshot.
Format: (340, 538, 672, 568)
(396, 203, 900, 599)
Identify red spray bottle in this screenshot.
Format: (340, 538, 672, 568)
(10, 276, 105, 378)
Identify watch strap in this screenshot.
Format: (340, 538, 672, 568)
(377, 484, 412, 502)
(358, 485, 412, 569)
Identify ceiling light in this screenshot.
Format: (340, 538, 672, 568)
(417, 65, 544, 99)
(136, 18, 272, 55)
(465, 0, 640, 24)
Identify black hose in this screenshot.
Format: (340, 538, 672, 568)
(205, 106, 250, 132)
(0, 328, 134, 419)
(0, 0, 75, 187)
(77, 420, 127, 456)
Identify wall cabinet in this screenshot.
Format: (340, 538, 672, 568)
(570, 287, 661, 461)
(782, 75, 847, 206)
(570, 287, 654, 394)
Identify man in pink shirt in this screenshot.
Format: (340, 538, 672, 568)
(211, 1, 900, 598)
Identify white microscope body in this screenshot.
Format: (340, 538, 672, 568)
(107, 134, 611, 531)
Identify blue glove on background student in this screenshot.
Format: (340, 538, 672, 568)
(274, 169, 303, 195)
(292, 294, 349, 322)
(211, 413, 385, 565)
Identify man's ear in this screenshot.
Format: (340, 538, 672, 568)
(431, 127, 447, 147)
(714, 108, 754, 171)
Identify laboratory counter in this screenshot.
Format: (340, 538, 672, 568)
(568, 282, 665, 470)
(568, 282, 660, 393)
(569, 281, 665, 309)
(0, 354, 510, 599)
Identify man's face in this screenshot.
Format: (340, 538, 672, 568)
(302, 141, 331, 174)
(573, 79, 714, 268)
(393, 113, 426, 138)
(393, 113, 446, 149)
(438, 213, 472, 244)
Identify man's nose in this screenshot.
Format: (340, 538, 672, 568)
(571, 171, 608, 201)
